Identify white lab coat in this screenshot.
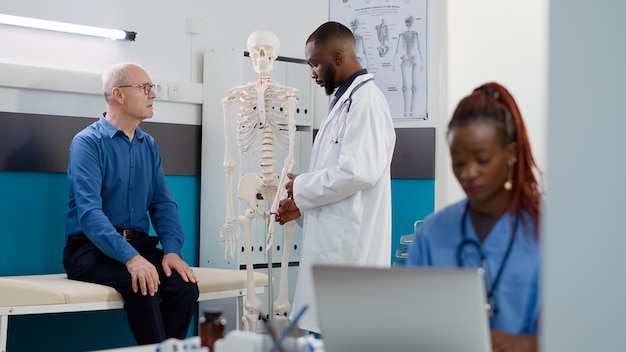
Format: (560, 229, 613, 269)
(290, 73, 396, 332)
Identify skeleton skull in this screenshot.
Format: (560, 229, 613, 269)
(247, 29, 280, 74)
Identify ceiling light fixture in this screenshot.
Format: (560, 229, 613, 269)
(0, 14, 136, 41)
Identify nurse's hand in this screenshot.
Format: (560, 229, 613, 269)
(274, 198, 301, 225)
(285, 173, 299, 199)
(490, 330, 538, 352)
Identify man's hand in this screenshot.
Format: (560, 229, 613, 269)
(126, 255, 160, 296)
(285, 173, 299, 199)
(162, 253, 198, 284)
(274, 198, 301, 225)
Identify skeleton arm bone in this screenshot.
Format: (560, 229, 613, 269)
(392, 34, 403, 72)
(415, 33, 424, 71)
(221, 96, 239, 259)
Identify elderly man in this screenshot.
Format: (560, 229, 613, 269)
(63, 63, 199, 345)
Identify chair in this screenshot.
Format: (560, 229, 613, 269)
(393, 220, 423, 266)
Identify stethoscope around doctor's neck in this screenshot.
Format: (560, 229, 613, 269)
(456, 203, 519, 317)
(329, 78, 374, 144)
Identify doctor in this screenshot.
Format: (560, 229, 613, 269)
(275, 21, 396, 334)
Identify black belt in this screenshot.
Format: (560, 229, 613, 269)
(116, 229, 148, 241)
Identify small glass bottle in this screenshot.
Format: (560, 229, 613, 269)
(200, 310, 227, 352)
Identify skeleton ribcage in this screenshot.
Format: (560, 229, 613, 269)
(231, 83, 297, 187)
(235, 85, 291, 154)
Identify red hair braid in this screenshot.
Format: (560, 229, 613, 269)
(449, 82, 543, 239)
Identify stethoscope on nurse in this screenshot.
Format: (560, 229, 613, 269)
(456, 156, 518, 318)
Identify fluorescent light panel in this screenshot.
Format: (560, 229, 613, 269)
(0, 14, 136, 41)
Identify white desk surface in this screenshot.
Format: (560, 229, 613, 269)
(91, 337, 206, 352)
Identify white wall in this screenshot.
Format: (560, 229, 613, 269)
(442, 0, 548, 208)
(0, 1, 327, 81)
(0, 0, 330, 127)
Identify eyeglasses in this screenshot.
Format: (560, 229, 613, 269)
(116, 83, 155, 95)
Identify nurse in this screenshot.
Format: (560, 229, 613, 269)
(407, 82, 542, 352)
(275, 21, 396, 334)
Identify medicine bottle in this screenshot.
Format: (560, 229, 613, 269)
(200, 310, 226, 352)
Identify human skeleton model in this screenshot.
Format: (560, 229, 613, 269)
(351, 18, 369, 69)
(220, 29, 298, 333)
(376, 18, 389, 57)
(392, 16, 423, 117)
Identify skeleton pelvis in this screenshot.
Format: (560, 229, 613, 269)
(237, 173, 278, 211)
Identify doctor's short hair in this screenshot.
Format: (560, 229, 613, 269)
(307, 21, 356, 48)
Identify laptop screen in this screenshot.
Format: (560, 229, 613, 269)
(312, 265, 492, 352)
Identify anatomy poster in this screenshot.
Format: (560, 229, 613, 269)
(330, 0, 428, 120)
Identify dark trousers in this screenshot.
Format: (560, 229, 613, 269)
(63, 235, 199, 345)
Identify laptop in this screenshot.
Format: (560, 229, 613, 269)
(312, 265, 492, 352)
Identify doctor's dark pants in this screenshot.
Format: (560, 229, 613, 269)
(63, 235, 199, 345)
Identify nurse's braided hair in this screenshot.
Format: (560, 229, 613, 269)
(448, 82, 542, 239)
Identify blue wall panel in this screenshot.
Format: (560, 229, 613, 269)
(0, 171, 200, 351)
(0, 172, 68, 275)
(391, 179, 435, 266)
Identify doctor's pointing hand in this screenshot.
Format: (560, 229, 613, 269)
(285, 172, 299, 199)
(275, 198, 301, 225)
(275, 173, 301, 225)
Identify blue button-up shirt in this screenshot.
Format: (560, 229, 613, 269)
(65, 114, 184, 264)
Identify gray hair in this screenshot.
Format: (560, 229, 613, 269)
(102, 63, 137, 104)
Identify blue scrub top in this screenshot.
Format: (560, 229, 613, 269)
(407, 199, 540, 335)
